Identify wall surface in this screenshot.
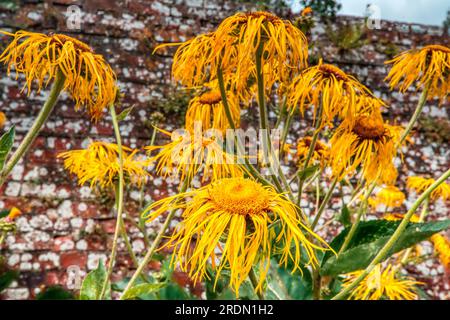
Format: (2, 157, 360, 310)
(0, 0, 449, 300)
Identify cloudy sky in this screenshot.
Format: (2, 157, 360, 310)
(292, 0, 449, 26)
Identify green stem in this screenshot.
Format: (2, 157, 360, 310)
(311, 177, 339, 230)
(296, 104, 323, 207)
(312, 269, 321, 300)
(249, 267, 265, 300)
(337, 182, 376, 256)
(119, 178, 190, 300)
(399, 83, 430, 145)
(99, 105, 125, 299)
(332, 169, 450, 300)
(0, 70, 65, 187)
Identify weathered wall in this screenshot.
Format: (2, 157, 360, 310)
(0, 0, 448, 299)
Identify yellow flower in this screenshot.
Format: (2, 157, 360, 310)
(343, 264, 422, 300)
(0, 31, 118, 120)
(383, 213, 420, 223)
(329, 114, 402, 184)
(385, 44, 450, 104)
(287, 60, 374, 128)
(431, 234, 450, 269)
(301, 7, 313, 16)
(146, 128, 245, 183)
(58, 141, 150, 188)
(6, 207, 21, 221)
(406, 176, 450, 201)
(369, 186, 405, 209)
(185, 90, 240, 132)
(158, 12, 308, 95)
(296, 136, 329, 167)
(0, 111, 6, 129)
(143, 177, 331, 296)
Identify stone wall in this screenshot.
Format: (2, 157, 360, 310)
(0, 0, 448, 300)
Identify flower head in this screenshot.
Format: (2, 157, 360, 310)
(329, 114, 402, 184)
(158, 12, 308, 95)
(185, 90, 240, 132)
(58, 141, 150, 188)
(431, 234, 450, 269)
(385, 45, 450, 104)
(143, 177, 330, 296)
(343, 264, 422, 300)
(369, 186, 405, 209)
(287, 60, 374, 128)
(146, 128, 245, 183)
(406, 176, 450, 201)
(0, 31, 118, 120)
(296, 136, 329, 167)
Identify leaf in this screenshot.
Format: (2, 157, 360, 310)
(121, 282, 166, 300)
(298, 165, 319, 180)
(0, 270, 18, 292)
(336, 204, 351, 227)
(266, 263, 312, 300)
(321, 219, 450, 276)
(79, 260, 110, 300)
(116, 106, 135, 122)
(0, 126, 15, 171)
(0, 210, 9, 219)
(36, 286, 74, 300)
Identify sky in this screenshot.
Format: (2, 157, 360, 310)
(292, 0, 449, 26)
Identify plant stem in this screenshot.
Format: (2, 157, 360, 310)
(0, 70, 65, 187)
(399, 83, 430, 145)
(337, 182, 376, 256)
(332, 168, 450, 300)
(311, 177, 339, 230)
(119, 178, 190, 300)
(296, 104, 323, 206)
(99, 105, 125, 299)
(249, 267, 265, 300)
(312, 269, 321, 300)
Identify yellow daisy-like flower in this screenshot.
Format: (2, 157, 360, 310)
(185, 90, 240, 132)
(0, 31, 118, 120)
(406, 176, 450, 201)
(58, 141, 150, 188)
(143, 177, 330, 296)
(329, 114, 402, 184)
(146, 128, 245, 183)
(343, 264, 422, 300)
(296, 136, 329, 167)
(430, 234, 450, 269)
(159, 12, 308, 94)
(385, 44, 450, 104)
(287, 60, 374, 128)
(369, 186, 406, 209)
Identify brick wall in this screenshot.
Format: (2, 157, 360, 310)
(0, 0, 448, 300)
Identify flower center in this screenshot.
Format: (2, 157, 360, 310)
(318, 64, 348, 81)
(50, 34, 93, 53)
(209, 178, 270, 216)
(199, 91, 222, 105)
(352, 115, 386, 140)
(301, 137, 325, 152)
(245, 11, 280, 23)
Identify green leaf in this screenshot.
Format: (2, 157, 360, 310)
(36, 286, 74, 300)
(116, 106, 135, 122)
(0, 270, 18, 292)
(79, 260, 110, 300)
(266, 263, 312, 300)
(121, 282, 166, 300)
(0, 210, 9, 219)
(298, 165, 319, 180)
(321, 219, 450, 276)
(0, 126, 15, 171)
(336, 204, 351, 227)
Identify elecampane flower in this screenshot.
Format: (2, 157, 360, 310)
(406, 176, 450, 201)
(369, 186, 405, 209)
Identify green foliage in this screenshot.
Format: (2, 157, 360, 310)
(299, 0, 341, 21)
(121, 283, 167, 300)
(79, 260, 110, 300)
(0, 270, 18, 292)
(0, 126, 15, 171)
(418, 116, 450, 144)
(325, 23, 368, 52)
(321, 219, 450, 276)
(116, 105, 135, 122)
(266, 263, 313, 300)
(336, 204, 351, 228)
(36, 286, 74, 300)
(443, 10, 450, 35)
(0, 0, 19, 11)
